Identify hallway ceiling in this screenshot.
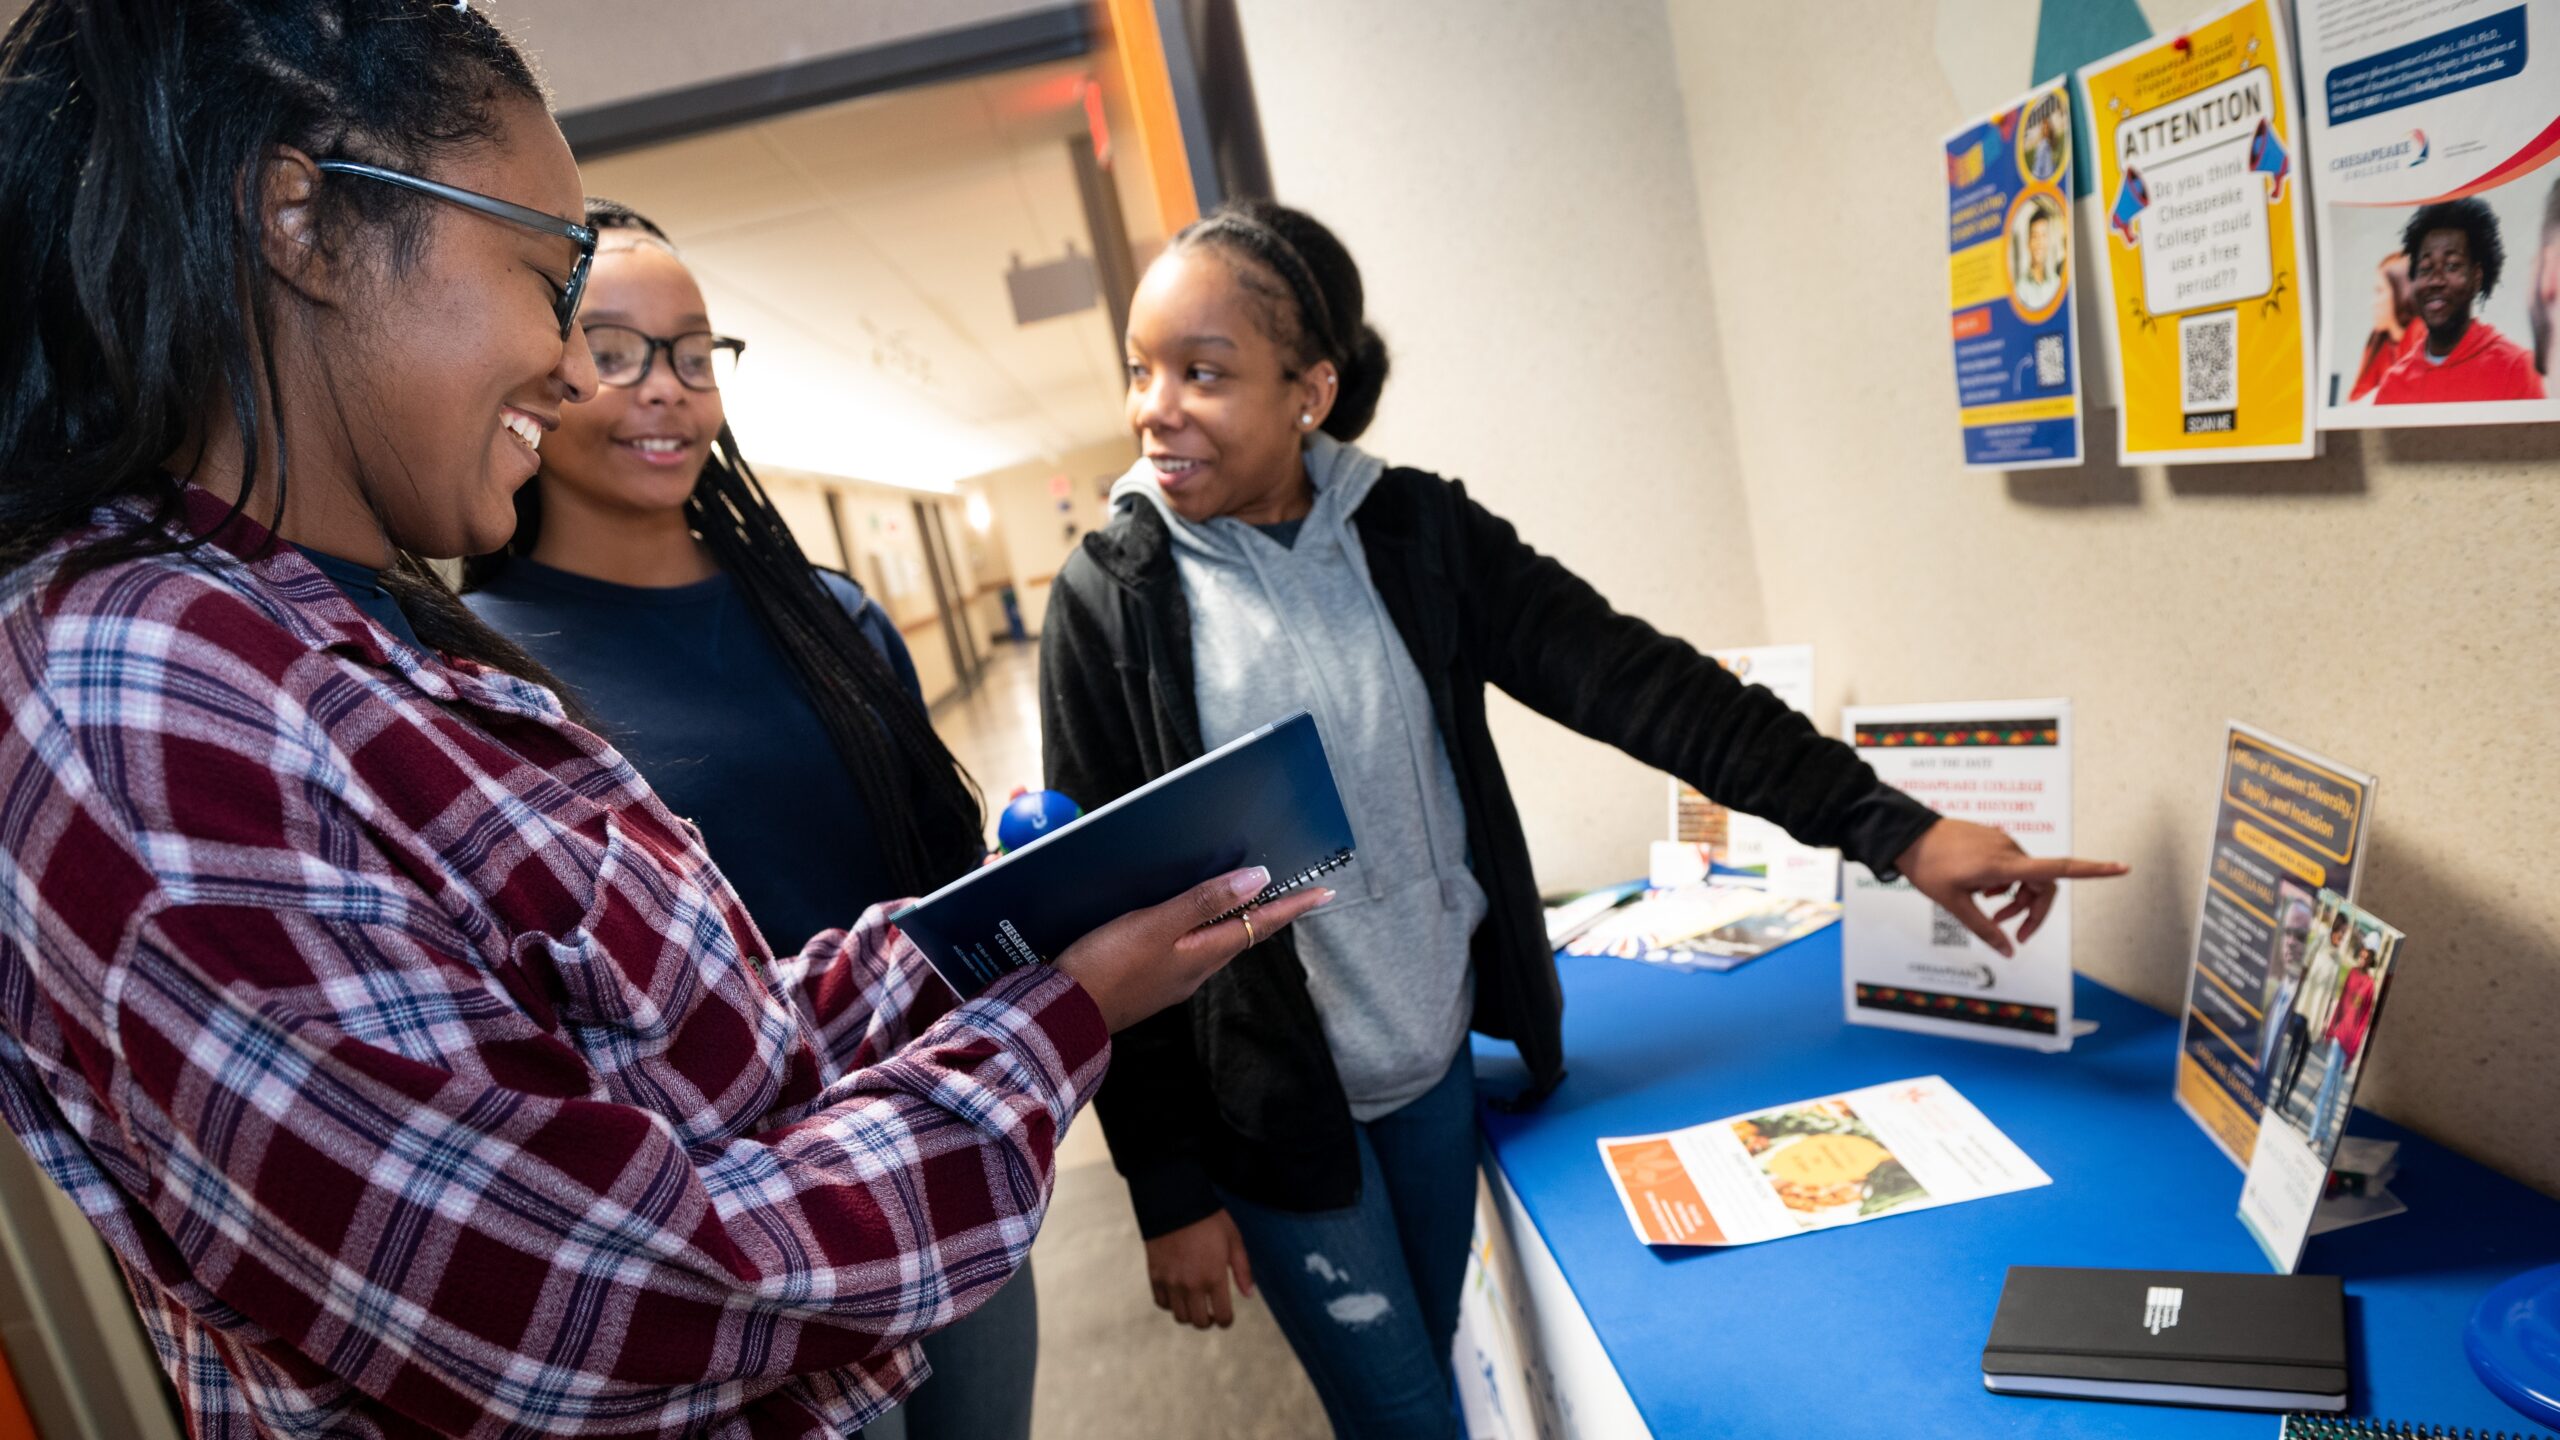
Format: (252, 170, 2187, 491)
(579, 59, 1131, 492)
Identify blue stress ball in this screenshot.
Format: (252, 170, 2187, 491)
(996, 788, 1082, 854)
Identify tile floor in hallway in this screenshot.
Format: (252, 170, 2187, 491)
(929, 643, 1330, 1439)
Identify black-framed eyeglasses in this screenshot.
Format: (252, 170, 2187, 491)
(581, 325, 747, 391)
(314, 160, 598, 337)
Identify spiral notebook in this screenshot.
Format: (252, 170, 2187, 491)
(893, 711, 1356, 997)
(2282, 1418, 2540, 1438)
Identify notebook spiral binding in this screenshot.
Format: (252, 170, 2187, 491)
(2282, 1415, 2532, 1438)
(1209, 847, 1356, 928)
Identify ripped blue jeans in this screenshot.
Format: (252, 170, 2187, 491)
(1219, 1047, 1476, 1440)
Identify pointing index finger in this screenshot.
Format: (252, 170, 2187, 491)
(2006, 856, 2130, 882)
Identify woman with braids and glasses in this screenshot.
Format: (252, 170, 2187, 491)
(0, 3, 1325, 1435)
(1039, 199, 2129, 1437)
(465, 202, 1037, 1440)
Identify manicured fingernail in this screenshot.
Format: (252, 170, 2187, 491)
(1312, 888, 1337, 905)
(1229, 868, 1270, 897)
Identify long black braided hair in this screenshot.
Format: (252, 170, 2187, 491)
(1166, 199, 1393, 440)
(464, 202, 987, 897)
(0, 0, 577, 694)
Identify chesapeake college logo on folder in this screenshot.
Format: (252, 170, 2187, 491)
(893, 711, 1357, 997)
(1982, 1266, 2348, 1412)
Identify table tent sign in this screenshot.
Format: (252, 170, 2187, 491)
(1842, 700, 2075, 1052)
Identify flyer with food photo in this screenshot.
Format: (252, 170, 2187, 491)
(1596, 1076, 2051, 1248)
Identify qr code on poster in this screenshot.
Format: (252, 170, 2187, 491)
(2034, 333, 2066, 388)
(2180, 308, 2238, 413)
(1930, 907, 1972, 949)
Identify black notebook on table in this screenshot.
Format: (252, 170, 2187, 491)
(893, 711, 1356, 997)
(1982, 1266, 2349, 1412)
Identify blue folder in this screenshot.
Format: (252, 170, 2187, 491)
(893, 711, 1357, 997)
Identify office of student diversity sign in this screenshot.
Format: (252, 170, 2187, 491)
(2174, 724, 2375, 1165)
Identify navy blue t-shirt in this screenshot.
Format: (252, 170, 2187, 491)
(292, 544, 423, 651)
(465, 559, 928, 955)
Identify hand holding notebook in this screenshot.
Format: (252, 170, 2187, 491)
(895, 713, 1359, 1018)
(1053, 865, 1336, 1030)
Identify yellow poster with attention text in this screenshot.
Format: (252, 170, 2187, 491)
(2078, 0, 2318, 463)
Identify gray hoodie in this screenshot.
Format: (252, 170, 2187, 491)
(1109, 434, 1487, 1120)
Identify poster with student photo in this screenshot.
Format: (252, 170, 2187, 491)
(1945, 82, 2084, 470)
(2305, 0, 2560, 428)
(2238, 891, 2405, 1273)
(2251, 880, 2321, 1083)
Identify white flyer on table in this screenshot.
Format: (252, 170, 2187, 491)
(1842, 700, 2074, 1051)
(1668, 645, 1843, 901)
(1597, 1076, 2050, 1247)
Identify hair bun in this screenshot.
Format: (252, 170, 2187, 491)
(1173, 199, 1391, 437)
(1324, 322, 1391, 441)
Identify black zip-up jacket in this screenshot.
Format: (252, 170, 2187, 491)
(1039, 466, 1938, 1238)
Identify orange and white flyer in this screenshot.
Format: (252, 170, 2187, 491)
(1596, 1076, 2050, 1247)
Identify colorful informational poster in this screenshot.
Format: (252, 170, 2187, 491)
(2304, 0, 2560, 427)
(2174, 724, 2377, 1165)
(2240, 893, 2406, 1271)
(1841, 701, 2074, 1052)
(1597, 1076, 2051, 1247)
(2078, 0, 2320, 462)
(1668, 646, 1841, 901)
(1946, 81, 2085, 468)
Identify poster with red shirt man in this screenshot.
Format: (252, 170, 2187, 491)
(2306, 0, 2560, 428)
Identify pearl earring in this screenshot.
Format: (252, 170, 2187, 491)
(1301, 413, 1313, 427)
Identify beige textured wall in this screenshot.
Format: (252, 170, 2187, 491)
(1667, 0, 2560, 1197)
(1231, 0, 1771, 890)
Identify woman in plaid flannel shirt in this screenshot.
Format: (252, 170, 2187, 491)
(0, 2, 1324, 1434)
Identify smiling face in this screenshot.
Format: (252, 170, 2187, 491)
(1122, 247, 1333, 525)
(539, 240, 728, 522)
(318, 95, 598, 558)
(2411, 226, 2482, 336)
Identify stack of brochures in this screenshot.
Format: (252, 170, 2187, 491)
(1559, 884, 1839, 973)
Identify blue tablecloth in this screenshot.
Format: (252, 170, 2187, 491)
(1473, 927, 2560, 1437)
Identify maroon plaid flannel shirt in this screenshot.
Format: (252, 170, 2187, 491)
(0, 490, 1108, 1436)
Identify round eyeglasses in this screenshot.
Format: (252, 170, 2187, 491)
(582, 325, 747, 391)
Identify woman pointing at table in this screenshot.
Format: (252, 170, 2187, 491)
(1038, 198, 2131, 1437)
